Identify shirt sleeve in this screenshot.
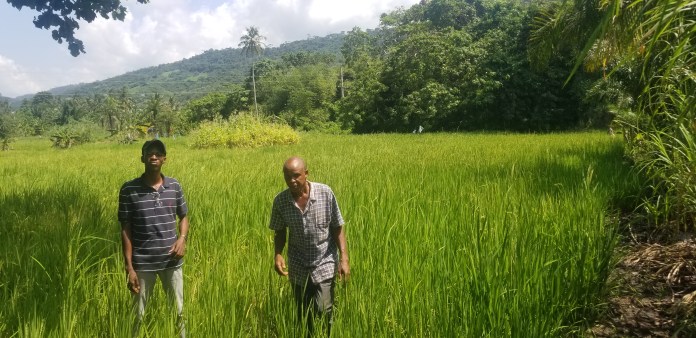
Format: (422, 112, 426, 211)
(118, 185, 131, 224)
(269, 197, 285, 231)
(329, 189, 344, 228)
(176, 181, 188, 218)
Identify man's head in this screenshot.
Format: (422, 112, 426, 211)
(141, 139, 167, 171)
(283, 157, 308, 196)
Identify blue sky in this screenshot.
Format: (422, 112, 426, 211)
(0, 0, 419, 98)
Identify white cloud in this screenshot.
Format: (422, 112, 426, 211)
(0, 55, 43, 97)
(0, 0, 421, 98)
(309, 0, 412, 23)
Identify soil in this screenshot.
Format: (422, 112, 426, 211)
(587, 219, 696, 337)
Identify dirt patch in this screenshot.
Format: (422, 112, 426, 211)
(588, 222, 696, 337)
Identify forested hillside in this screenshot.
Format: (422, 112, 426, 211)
(1, 0, 622, 145)
(49, 33, 346, 100)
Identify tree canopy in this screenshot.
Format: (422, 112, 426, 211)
(239, 26, 266, 58)
(7, 0, 149, 56)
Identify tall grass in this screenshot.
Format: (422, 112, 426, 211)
(0, 133, 638, 337)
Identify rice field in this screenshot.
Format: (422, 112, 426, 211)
(0, 132, 638, 337)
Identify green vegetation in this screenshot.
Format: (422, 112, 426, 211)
(530, 0, 695, 229)
(2, 0, 614, 137)
(43, 33, 345, 102)
(2, 0, 690, 233)
(0, 132, 638, 336)
(48, 120, 104, 149)
(188, 114, 299, 149)
(1, 0, 623, 140)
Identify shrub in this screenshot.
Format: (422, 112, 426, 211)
(49, 121, 103, 148)
(111, 125, 148, 145)
(189, 114, 299, 149)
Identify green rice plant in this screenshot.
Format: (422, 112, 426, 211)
(0, 132, 639, 337)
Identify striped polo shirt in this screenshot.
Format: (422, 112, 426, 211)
(118, 175, 188, 272)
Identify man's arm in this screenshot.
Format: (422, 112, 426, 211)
(331, 226, 350, 282)
(120, 222, 140, 294)
(273, 229, 289, 276)
(169, 215, 189, 258)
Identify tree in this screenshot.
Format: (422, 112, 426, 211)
(7, 0, 149, 56)
(145, 93, 164, 135)
(239, 26, 266, 116)
(28, 91, 60, 134)
(0, 100, 15, 150)
(0, 113, 17, 151)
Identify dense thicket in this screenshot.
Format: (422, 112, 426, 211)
(529, 0, 695, 229)
(336, 0, 610, 133)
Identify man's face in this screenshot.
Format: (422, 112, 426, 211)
(141, 146, 166, 170)
(283, 165, 308, 195)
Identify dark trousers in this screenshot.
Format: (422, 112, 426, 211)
(292, 278, 335, 337)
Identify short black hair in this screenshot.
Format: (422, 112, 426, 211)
(142, 139, 166, 155)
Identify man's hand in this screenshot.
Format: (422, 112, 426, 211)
(127, 269, 140, 294)
(274, 254, 288, 276)
(169, 237, 186, 258)
(338, 259, 350, 283)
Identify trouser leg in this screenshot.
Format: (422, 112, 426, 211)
(160, 267, 185, 338)
(313, 279, 335, 337)
(293, 278, 335, 337)
(293, 280, 316, 336)
(132, 271, 157, 338)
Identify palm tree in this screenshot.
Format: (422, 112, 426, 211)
(528, 0, 637, 78)
(239, 26, 267, 116)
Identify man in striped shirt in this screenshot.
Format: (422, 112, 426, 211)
(119, 139, 189, 337)
(270, 157, 350, 337)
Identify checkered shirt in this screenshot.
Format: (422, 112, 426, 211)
(269, 181, 344, 286)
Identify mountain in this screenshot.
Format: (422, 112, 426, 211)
(48, 32, 347, 101)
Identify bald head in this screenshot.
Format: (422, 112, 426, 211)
(283, 156, 307, 172)
(283, 157, 309, 196)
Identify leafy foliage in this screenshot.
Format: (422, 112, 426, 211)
(239, 26, 266, 58)
(183, 87, 248, 125)
(338, 0, 606, 133)
(7, 0, 149, 56)
(255, 54, 341, 132)
(0, 107, 17, 151)
(531, 0, 696, 228)
(49, 120, 103, 149)
(188, 114, 299, 149)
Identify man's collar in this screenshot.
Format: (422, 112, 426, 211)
(307, 181, 316, 201)
(139, 174, 170, 188)
(285, 181, 315, 203)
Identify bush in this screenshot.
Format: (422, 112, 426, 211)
(49, 121, 104, 148)
(279, 108, 349, 134)
(189, 114, 299, 149)
(111, 125, 148, 145)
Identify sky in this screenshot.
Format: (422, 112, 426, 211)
(0, 0, 420, 98)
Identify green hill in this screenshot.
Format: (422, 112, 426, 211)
(49, 32, 347, 100)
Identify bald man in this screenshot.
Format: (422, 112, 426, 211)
(269, 157, 350, 336)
